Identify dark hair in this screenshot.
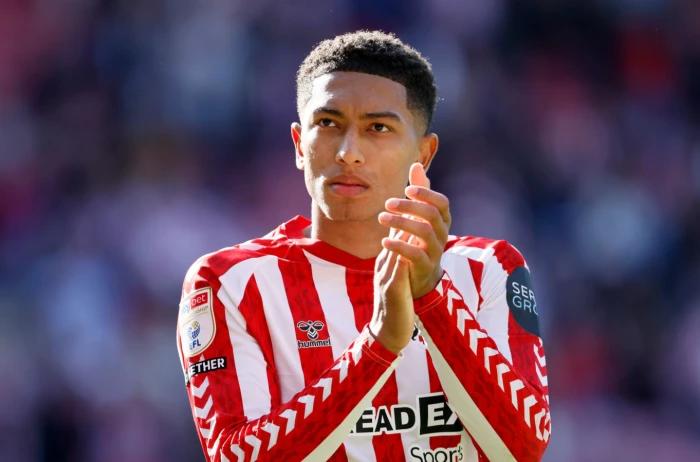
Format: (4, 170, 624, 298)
(296, 30, 437, 132)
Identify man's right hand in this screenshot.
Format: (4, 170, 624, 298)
(369, 233, 415, 355)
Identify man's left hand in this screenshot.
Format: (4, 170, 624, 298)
(378, 162, 452, 299)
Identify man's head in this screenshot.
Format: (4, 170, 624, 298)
(292, 31, 439, 223)
(296, 30, 437, 134)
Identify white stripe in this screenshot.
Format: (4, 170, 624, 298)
(446, 245, 512, 363)
(395, 340, 431, 460)
(253, 256, 305, 402)
(304, 251, 360, 359)
(418, 320, 516, 461)
(440, 252, 479, 311)
(302, 359, 400, 462)
(219, 256, 272, 420)
(304, 252, 377, 462)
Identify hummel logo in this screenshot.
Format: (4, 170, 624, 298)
(297, 320, 324, 340)
(296, 320, 331, 349)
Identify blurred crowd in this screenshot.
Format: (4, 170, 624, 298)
(2, 0, 700, 460)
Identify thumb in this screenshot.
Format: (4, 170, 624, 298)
(409, 162, 430, 189)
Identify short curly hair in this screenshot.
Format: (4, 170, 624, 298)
(296, 30, 437, 133)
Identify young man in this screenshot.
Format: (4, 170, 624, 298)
(177, 31, 550, 462)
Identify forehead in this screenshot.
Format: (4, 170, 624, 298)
(304, 71, 410, 117)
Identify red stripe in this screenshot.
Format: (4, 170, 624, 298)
(236, 275, 281, 408)
(425, 353, 461, 450)
(278, 256, 336, 385)
(345, 268, 374, 331)
(277, 254, 348, 460)
(371, 372, 406, 461)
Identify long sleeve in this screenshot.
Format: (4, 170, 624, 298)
(176, 256, 400, 462)
(414, 239, 551, 461)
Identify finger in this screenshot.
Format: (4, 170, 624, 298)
(405, 186, 450, 225)
(409, 162, 430, 189)
(382, 237, 432, 269)
(378, 212, 440, 252)
(375, 246, 390, 270)
(385, 198, 447, 240)
(389, 249, 409, 281)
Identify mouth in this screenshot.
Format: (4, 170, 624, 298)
(327, 175, 370, 197)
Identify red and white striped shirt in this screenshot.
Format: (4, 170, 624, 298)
(176, 216, 551, 462)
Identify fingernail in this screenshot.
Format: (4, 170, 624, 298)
(386, 198, 400, 208)
(406, 186, 419, 195)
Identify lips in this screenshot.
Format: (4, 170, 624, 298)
(327, 174, 370, 197)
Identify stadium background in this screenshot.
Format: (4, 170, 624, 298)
(2, 0, 700, 460)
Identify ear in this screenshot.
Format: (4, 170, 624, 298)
(418, 132, 439, 172)
(291, 122, 304, 170)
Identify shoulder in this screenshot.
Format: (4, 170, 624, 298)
(444, 235, 528, 275)
(182, 232, 296, 287)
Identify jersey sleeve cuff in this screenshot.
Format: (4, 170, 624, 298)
(413, 273, 454, 316)
(360, 326, 401, 366)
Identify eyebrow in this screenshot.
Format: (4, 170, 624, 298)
(312, 107, 403, 122)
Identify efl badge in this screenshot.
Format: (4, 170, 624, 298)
(179, 287, 216, 357)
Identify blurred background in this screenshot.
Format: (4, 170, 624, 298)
(2, 0, 700, 460)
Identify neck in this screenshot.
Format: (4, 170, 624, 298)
(309, 205, 387, 259)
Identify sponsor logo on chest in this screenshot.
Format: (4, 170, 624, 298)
(350, 392, 462, 437)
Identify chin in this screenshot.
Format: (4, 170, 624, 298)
(320, 198, 379, 222)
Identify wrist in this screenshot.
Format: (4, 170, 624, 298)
(413, 268, 445, 299)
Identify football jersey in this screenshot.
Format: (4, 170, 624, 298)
(176, 216, 551, 462)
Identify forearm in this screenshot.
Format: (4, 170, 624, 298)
(186, 327, 400, 462)
(414, 275, 551, 462)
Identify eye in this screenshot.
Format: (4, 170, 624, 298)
(317, 118, 337, 128)
(370, 122, 390, 133)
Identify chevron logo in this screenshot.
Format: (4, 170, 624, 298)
(314, 377, 333, 401)
(230, 443, 245, 462)
(195, 395, 213, 419)
(509, 379, 525, 409)
(468, 328, 488, 354)
(244, 434, 261, 461)
(496, 363, 510, 391)
(533, 344, 548, 387)
(298, 395, 315, 418)
(522, 395, 537, 427)
(456, 308, 472, 334)
(193, 377, 210, 398)
(261, 422, 279, 449)
(332, 358, 349, 383)
(447, 289, 462, 314)
(482, 347, 498, 373)
(280, 409, 297, 435)
(534, 409, 546, 441)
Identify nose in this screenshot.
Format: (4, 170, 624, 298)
(336, 129, 365, 165)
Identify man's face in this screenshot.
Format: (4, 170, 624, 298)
(291, 71, 438, 222)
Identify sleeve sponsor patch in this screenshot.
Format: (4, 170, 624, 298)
(506, 266, 540, 336)
(188, 356, 227, 380)
(179, 287, 216, 357)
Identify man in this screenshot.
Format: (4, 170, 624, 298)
(177, 31, 550, 462)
